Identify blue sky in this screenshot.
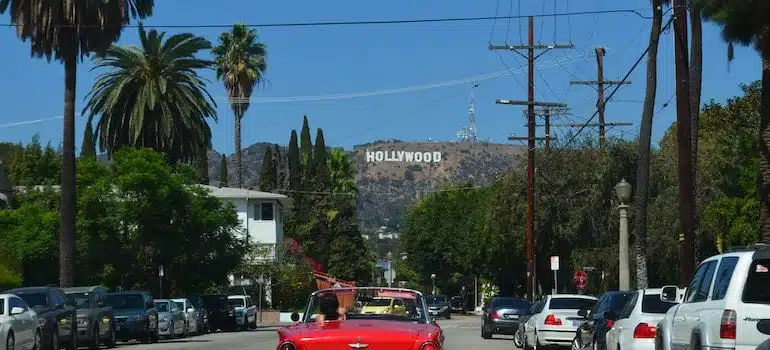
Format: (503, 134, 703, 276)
(0, 0, 760, 156)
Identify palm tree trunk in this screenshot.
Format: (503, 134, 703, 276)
(633, 0, 663, 289)
(60, 54, 78, 287)
(760, 46, 770, 244)
(689, 9, 703, 258)
(235, 114, 242, 188)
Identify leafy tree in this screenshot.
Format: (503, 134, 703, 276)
(3, 136, 60, 186)
(82, 23, 217, 165)
(0, 0, 155, 287)
(212, 24, 268, 188)
(259, 146, 277, 192)
(81, 119, 96, 158)
(220, 154, 228, 187)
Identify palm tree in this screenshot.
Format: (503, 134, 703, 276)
(326, 149, 357, 197)
(695, 0, 770, 243)
(211, 24, 268, 188)
(0, 0, 154, 287)
(82, 24, 217, 164)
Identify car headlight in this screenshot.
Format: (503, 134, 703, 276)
(160, 316, 170, 323)
(127, 315, 147, 322)
(77, 317, 89, 326)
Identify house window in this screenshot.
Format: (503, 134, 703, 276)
(260, 202, 274, 221)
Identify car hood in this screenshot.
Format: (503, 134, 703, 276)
(289, 320, 427, 349)
(75, 309, 92, 318)
(158, 312, 172, 319)
(114, 309, 146, 317)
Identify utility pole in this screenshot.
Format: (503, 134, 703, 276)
(672, 0, 695, 287)
(526, 107, 571, 148)
(570, 47, 631, 154)
(490, 16, 571, 303)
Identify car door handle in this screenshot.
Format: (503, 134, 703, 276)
(617, 326, 624, 330)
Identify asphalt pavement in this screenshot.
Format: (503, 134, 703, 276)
(99, 314, 515, 350)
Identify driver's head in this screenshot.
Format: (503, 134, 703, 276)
(319, 294, 340, 321)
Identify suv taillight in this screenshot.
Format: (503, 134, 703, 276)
(544, 314, 562, 326)
(490, 311, 500, 319)
(720, 309, 736, 339)
(633, 323, 656, 338)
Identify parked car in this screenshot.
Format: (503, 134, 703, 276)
(481, 296, 530, 339)
(0, 293, 42, 350)
(513, 301, 536, 348)
(106, 290, 158, 343)
(278, 287, 443, 349)
(523, 294, 598, 349)
(572, 291, 635, 350)
(172, 298, 198, 335)
(155, 299, 186, 338)
(656, 243, 770, 350)
(425, 295, 451, 319)
(63, 286, 116, 349)
(185, 295, 210, 334)
(227, 295, 256, 330)
(201, 294, 236, 332)
(604, 288, 680, 350)
(450, 295, 465, 313)
(6, 286, 78, 350)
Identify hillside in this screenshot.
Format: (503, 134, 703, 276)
(207, 140, 525, 232)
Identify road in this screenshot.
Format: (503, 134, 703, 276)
(113, 315, 515, 350)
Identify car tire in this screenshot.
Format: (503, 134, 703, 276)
(183, 322, 189, 337)
(32, 329, 41, 350)
(514, 328, 525, 348)
(88, 324, 100, 350)
(481, 324, 492, 339)
(104, 325, 116, 348)
(249, 315, 258, 329)
(67, 322, 78, 350)
(150, 323, 159, 343)
(51, 330, 60, 350)
(6, 331, 14, 350)
(571, 337, 581, 350)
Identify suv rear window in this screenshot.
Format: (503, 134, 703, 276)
(743, 259, 770, 304)
(549, 298, 596, 310)
(641, 294, 678, 314)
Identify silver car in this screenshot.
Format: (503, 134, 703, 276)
(154, 300, 186, 338)
(171, 298, 198, 336)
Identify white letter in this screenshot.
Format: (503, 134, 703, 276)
(414, 152, 423, 162)
(375, 151, 384, 162)
(397, 151, 405, 161)
(423, 152, 432, 162)
(404, 152, 414, 162)
(433, 152, 442, 163)
(366, 151, 375, 162)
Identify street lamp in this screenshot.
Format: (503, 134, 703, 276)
(386, 251, 393, 288)
(430, 273, 436, 294)
(614, 178, 632, 291)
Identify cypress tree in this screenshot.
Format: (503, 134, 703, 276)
(219, 154, 228, 187)
(288, 130, 300, 191)
(299, 116, 313, 167)
(258, 146, 277, 192)
(313, 128, 329, 190)
(198, 151, 210, 185)
(274, 144, 286, 189)
(80, 120, 96, 158)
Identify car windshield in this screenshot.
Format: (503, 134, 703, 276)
(107, 294, 145, 310)
(203, 295, 228, 307)
(641, 294, 678, 313)
(174, 302, 184, 310)
(549, 297, 596, 310)
(425, 295, 448, 305)
(187, 297, 202, 308)
(304, 288, 428, 324)
(743, 259, 770, 304)
(156, 302, 169, 312)
(16, 293, 47, 308)
(67, 292, 92, 309)
(228, 299, 244, 307)
(492, 297, 529, 310)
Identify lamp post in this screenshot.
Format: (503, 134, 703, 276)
(386, 251, 393, 288)
(614, 178, 632, 291)
(158, 265, 164, 299)
(430, 273, 436, 294)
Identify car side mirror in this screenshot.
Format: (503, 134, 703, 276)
(660, 285, 679, 302)
(10, 307, 25, 315)
(577, 309, 588, 318)
(290, 312, 300, 322)
(430, 317, 437, 323)
(187, 308, 194, 313)
(603, 310, 618, 321)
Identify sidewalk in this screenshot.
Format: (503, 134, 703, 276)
(256, 322, 294, 328)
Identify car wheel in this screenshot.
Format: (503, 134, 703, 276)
(150, 323, 159, 343)
(88, 324, 100, 350)
(249, 315, 258, 329)
(104, 325, 117, 348)
(514, 329, 525, 348)
(6, 331, 14, 350)
(32, 329, 41, 350)
(481, 324, 492, 339)
(183, 321, 189, 337)
(571, 337, 581, 350)
(51, 330, 60, 350)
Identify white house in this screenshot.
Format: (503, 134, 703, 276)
(201, 185, 291, 261)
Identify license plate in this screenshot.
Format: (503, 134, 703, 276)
(572, 320, 581, 327)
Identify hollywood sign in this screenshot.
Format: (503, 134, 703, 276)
(365, 150, 442, 163)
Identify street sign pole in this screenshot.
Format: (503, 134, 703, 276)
(550, 256, 559, 294)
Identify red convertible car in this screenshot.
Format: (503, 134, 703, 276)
(277, 287, 444, 350)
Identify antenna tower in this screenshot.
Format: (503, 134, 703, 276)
(457, 91, 479, 143)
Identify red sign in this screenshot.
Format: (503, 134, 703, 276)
(573, 270, 588, 290)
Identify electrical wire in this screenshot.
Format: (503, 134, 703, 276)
(0, 8, 655, 29)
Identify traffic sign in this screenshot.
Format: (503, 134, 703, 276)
(550, 256, 560, 271)
(573, 270, 588, 290)
(385, 267, 397, 283)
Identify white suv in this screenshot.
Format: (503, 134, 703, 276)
(655, 243, 770, 350)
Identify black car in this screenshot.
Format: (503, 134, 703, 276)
(481, 296, 530, 339)
(6, 286, 78, 350)
(450, 295, 465, 313)
(424, 295, 451, 319)
(106, 290, 159, 343)
(186, 295, 211, 334)
(63, 286, 116, 349)
(573, 291, 635, 350)
(201, 294, 236, 331)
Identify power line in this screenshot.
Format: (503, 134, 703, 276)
(1, 8, 654, 29)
